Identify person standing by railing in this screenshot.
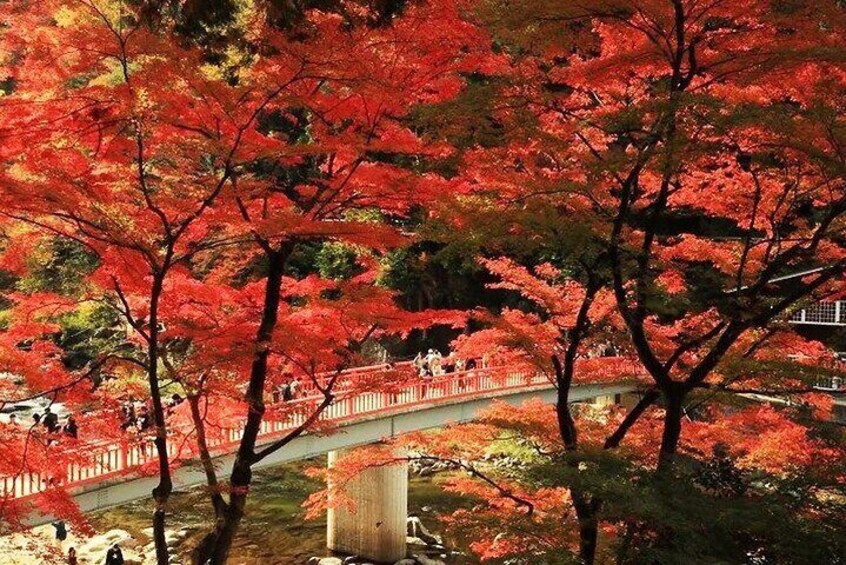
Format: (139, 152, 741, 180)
(136, 405, 152, 432)
(281, 379, 299, 402)
(120, 397, 137, 430)
(412, 352, 425, 375)
(452, 358, 465, 391)
(420, 364, 433, 398)
(443, 353, 456, 374)
(462, 358, 478, 391)
(63, 415, 78, 439)
(429, 349, 443, 376)
(43, 407, 60, 434)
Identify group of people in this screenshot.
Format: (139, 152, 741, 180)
(120, 398, 152, 432)
(412, 349, 478, 378)
(63, 543, 123, 565)
(19, 407, 79, 440)
(588, 342, 619, 358)
(272, 379, 301, 403)
(120, 394, 184, 433)
(52, 519, 124, 564)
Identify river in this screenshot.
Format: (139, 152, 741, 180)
(82, 457, 478, 564)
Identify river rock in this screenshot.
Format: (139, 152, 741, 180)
(77, 529, 133, 558)
(406, 516, 442, 547)
(306, 558, 343, 565)
(342, 556, 374, 565)
(408, 454, 455, 477)
(407, 536, 429, 548)
(410, 555, 446, 565)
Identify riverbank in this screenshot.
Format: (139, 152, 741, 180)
(0, 458, 478, 564)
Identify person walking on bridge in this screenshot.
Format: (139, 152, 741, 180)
(282, 379, 299, 401)
(425, 349, 443, 376)
(43, 407, 60, 434)
(63, 415, 78, 439)
(413, 351, 427, 376)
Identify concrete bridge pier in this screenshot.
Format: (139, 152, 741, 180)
(593, 391, 641, 409)
(327, 449, 408, 563)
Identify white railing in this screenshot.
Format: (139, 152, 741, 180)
(790, 301, 846, 326)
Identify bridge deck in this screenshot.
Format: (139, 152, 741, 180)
(0, 359, 640, 523)
(61, 381, 634, 523)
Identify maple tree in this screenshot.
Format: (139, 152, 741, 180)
(161, 2, 490, 561)
(444, 0, 846, 460)
(1, 1, 846, 564)
(0, 1, 282, 557)
(0, 0, 487, 562)
(448, 257, 654, 564)
(503, 0, 846, 468)
(383, 395, 845, 563)
(406, 0, 846, 561)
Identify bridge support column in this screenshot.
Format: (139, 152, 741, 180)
(327, 448, 408, 563)
(592, 393, 618, 407)
(618, 392, 641, 410)
(593, 392, 641, 409)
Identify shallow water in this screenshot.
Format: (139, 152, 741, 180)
(86, 457, 479, 564)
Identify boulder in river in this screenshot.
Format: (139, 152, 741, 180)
(306, 557, 343, 565)
(342, 556, 374, 565)
(406, 516, 442, 547)
(410, 555, 446, 565)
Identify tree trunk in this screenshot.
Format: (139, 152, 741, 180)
(187, 394, 226, 516)
(148, 273, 173, 565)
(553, 355, 578, 448)
(553, 316, 596, 561)
(551, 282, 602, 564)
(208, 467, 249, 564)
(657, 388, 685, 472)
(604, 389, 659, 450)
(188, 393, 228, 565)
(615, 521, 635, 565)
(572, 491, 599, 565)
(204, 247, 290, 564)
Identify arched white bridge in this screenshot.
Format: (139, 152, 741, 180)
(3, 359, 642, 525)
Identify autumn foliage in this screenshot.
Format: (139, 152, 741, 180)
(0, 0, 845, 564)
(0, 0, 485, 560)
